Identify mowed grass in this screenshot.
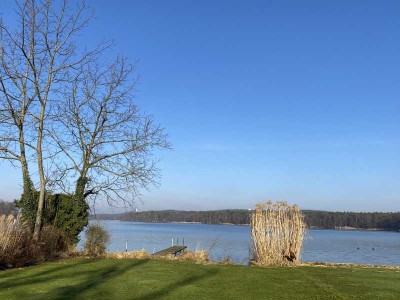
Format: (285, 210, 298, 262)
(0, 259, 399, 299)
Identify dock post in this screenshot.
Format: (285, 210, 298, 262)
(171, 238, 174, 246)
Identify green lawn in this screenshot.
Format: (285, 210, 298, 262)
(0, 259, 399, 299)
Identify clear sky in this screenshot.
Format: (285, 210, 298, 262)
(0, 0, 399, 212)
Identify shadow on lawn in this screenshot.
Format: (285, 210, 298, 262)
(53, 259, 150, 299)
(1, 259, 220, 299)
(0, 259, 149, 300)
(136, 268, 219, 300)
(0, 259, 95, 287)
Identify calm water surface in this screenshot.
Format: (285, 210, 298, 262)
(83, 220, 400, 266)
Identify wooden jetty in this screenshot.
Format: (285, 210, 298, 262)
(153, 245, 187, 257)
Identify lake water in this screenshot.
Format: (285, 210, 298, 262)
(83, 220, 400, 266)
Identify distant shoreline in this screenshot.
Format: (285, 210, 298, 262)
(97, 219, 399, 232)
(89, 209, 400, 232)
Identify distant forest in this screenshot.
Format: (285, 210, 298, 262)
(0, 201, 19, 216)
(95, 209, 400, 231)
(1, 201, 399, 231)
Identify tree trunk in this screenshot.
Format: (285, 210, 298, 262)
(33, 183, 45, 240)
(18, 125, 37, 229)
(33, 107, 46, 240)
(33, 158, 46, 240)
(75, 176, 88, 197)
(20, 129, 34, 195)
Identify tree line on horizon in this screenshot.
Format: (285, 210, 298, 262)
(93, 209, 400, 231)
(2, 201, 400, 231)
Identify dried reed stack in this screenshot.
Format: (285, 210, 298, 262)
(250, 201, 306, 266)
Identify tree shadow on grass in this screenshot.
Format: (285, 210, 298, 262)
(52, 259, 150, 300)
(1, 259, 219, 299)
(0, 259, 95, 288)
(0, 259, 149, 300)
(136, 268, 219, 300)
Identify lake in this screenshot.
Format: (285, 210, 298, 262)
(82, 220, 400, 266)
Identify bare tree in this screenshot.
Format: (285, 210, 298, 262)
(0, 0, 101, 238)
(0, 1, 38, 220)
(0, 0, 169, 239)
(49, 56, 170, 208)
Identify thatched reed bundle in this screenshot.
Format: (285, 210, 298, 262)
(250, 201, 306, 266)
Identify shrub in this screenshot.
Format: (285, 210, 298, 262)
(84, 224, 110, 257)
(38, 225, 69, 259)
(0, 215, 72, 269)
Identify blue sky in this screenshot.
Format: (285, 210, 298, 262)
(0, 1, 399, 212)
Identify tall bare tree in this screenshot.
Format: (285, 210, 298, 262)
(0, 1, 38, 223)
(0, 0, 169, 240)
(0, 0, 102, 238)
(49, 56, 170, 208)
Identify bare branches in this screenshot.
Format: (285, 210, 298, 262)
(0, 0, 170, 218)
(53, 56, 170, 206)
(0, 0, 106, 237)
(0, 0, 97, 170)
